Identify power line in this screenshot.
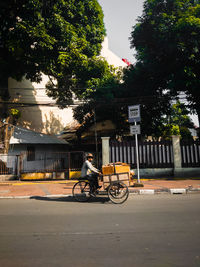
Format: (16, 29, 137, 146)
(0, 101, 78, 107)
(0, 88, 192, 107)
(0, 99, 189, 108)
(1, 85, 118, 91)
(2, 94, 190, 101)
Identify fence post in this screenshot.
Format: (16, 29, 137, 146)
(18, 154, 23, 180)
(101, 137, 110, 166)
(172, 135, 182, 176)
(67, 152, 71, 180)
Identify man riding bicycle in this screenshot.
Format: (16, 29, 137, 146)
(81, 153, 101, 192)
(73, 153, 129, 203)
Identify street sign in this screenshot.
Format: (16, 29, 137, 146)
(128, 105, 141, 122)
(130, 125, 141, 135)
(128, 105, 141, 184)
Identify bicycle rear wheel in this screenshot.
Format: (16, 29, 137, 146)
(108, 181, 129, 204)
(72, 181, 91, 202)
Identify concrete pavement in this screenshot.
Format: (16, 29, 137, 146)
(0, 178, 200, 199)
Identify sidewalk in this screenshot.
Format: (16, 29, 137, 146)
(0, 178, 200, 199)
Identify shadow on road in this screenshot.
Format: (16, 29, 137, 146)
(30, 195, 110, 204)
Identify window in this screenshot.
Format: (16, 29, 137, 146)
(27, 146, 35, 161)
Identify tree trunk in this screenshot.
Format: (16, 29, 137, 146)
(0, 78, 11, 153)
(3, 117, 10, 154)
(0, 78, 10, 118)
(196, 110, 200, 138)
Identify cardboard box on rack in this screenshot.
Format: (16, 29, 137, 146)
(102, 162, 130, 175)
(103, 172, 130, 187)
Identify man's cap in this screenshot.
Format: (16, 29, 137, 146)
(87, 153, 93, 158)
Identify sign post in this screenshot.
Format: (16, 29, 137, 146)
(128, 105, 141, 184)
(134, 121, 140, 184)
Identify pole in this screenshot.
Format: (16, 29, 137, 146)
(135, 121, 140, 183)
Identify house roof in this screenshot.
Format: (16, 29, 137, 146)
(9, 126, 69, 145)
(100, 38, 128, 68)
(58, 120, 116, 142)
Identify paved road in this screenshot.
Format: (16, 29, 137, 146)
(0, 194, 200, 267)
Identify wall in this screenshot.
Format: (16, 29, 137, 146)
(102, 136, 200, 178)
(8, 77, 74, 134)
(6, 144, 69, 173)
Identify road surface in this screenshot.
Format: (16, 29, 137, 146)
(0, 194, 200, 267)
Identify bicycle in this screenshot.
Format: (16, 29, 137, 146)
(72, 176, 129, 204)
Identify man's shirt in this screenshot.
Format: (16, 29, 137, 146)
(81, 160, 99, 177)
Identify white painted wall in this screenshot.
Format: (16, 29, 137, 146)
(101, 37, 127, 68)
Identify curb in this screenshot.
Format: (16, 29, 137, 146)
(1, 188, 200, 199)
(129, 188, 200, 195)
(0, 194, 71, 199)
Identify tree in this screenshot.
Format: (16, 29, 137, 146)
(0, 0, 106, 153)
(129, 0, 200, 125)
(72, 63, 127, 140)
(160, 100, 195, 139)
(121, 62, 173, 139)
(167, 101, 194, 128)
(0, 0, 105, 114)
(73, 59, 173, 141)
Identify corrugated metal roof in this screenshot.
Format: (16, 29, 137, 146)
(9, 126, 69, 145)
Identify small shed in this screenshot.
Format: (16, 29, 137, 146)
(6, 126, 70, 175)
(8, 126, 69, 156)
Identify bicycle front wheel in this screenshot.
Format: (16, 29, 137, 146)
(72, 181, 91, 202)
(108, 181, 129, 204)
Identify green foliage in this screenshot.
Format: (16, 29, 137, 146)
(9, 108, 21, 125)
(160, 124, 193, 140)
(121, 62, 173, 138)
(129, 0, 200, 125)
(180, 126, 193, 140)
(160, 101, 194, 139)
(167, 101, 194, 128)
(9, 109, 21, 119)
(0, 0, 105, 103)
(161, 124, 180, 139)
(72, 65, 128, 138)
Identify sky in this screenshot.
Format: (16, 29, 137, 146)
(98, 0, 144, 64)
(98, 0, 199, 127)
